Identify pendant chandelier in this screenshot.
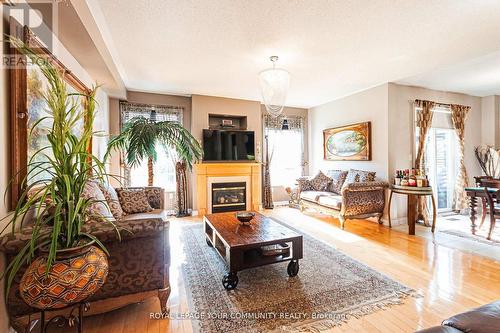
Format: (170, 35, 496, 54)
(259, 56, 290, 118)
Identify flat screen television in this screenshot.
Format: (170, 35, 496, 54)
(203, 129, 255, 161)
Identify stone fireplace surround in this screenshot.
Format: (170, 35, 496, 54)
(193, 162, 262, 216)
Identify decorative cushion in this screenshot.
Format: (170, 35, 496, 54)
(309, 171, 332, 191)
(326, 170, 348, 194)
(297, 178, 315, 191)
(317, 194, 343, 210)
(82, 181, 113, 221)
(143, 187, 163, 209)
(117, 188, 154, 214)
(97, 182, 125, 220)
(342, 169, 376, 189)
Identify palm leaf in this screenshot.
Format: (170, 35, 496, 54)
(105, 117, 202, 172)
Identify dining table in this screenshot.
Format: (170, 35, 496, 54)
(464, 187, 499, 235)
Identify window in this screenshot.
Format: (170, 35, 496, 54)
(424, 128, 459, 211)
(264, 116, 305, 188)
(415, 106, 459, 212)
(120, 102, 183, 192)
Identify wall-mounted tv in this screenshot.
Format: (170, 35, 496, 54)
(203, 129, 255, 162)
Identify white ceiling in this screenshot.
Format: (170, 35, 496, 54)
(397, 51, 500, 97)
(89, 0, 500, 108)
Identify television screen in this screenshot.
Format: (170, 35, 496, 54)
(203, 129, 255, 161)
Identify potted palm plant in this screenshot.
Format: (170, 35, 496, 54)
(1, 37, 116, 310)
(105, 114, 202, 216)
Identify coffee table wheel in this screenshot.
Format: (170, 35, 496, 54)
(206, 239, 213, 247)
(287, 260, 299, 277)
(222, 272, 238, 290)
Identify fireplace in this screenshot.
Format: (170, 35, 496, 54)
(211, 182, 247, 213)
(193, 163, 261, 215)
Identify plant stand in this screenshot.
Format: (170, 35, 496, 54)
(34, 302, 90, 333)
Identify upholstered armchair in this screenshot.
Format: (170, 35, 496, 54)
(339, 181, 388, 228)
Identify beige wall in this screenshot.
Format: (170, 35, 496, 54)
(387, 83, 483, 222)
(308, 84, 390, 180)
(481, 95, 500, 148)
(308, 83, 485, 225)
(190, 95, 262, 210)
(191, 94, 262, 152)
(108, 93, 308, 210)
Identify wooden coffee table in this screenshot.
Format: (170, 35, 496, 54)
(204, 212, 303, 290)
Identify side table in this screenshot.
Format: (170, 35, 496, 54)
(388, 185, 437, 235)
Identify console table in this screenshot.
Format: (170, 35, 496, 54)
(388, 185, 436, 235)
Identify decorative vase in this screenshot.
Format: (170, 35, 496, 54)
(19, 242, 109, 310)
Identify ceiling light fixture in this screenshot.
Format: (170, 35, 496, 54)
(259, 56, 290, 118)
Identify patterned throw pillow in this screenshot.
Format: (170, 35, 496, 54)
(297, 177, 314, 191)
(326, 170, 348, 194)
(143, 187, 163, 209)
(117, 188, 154, 214)
(355, 169, 376, 182)
(97, 182, 125, 219)
(342, 169, 377, 189)
(82, 181, 113, 221)
(309, 171, 332, 191)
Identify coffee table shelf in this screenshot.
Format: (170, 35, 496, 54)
(204, 212, 303, 290)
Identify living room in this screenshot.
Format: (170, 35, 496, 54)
(0, 1, 499, 333)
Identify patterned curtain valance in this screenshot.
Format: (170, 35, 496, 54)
(264, 114, 304, 130)
(120, 101, 183, 124)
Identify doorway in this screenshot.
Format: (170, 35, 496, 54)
(423, 127, 459, 212)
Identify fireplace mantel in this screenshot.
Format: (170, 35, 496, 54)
(193, 163, 262, 216)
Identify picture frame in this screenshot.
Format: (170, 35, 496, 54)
(9, 18, 91, 208)
(323, 121, 371, 161)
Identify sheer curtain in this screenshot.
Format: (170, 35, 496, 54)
(120, 102, 183, 214)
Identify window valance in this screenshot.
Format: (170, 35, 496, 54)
(264, 114, 304, 131)
(120, 101, 183, 124)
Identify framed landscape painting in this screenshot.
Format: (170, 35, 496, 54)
(9, 18, 90, 208)
(323, 122, 371, 161)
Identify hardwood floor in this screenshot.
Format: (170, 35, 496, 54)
(59, 207, 499, 333)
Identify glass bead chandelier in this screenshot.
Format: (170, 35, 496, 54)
(259, 56, 290, 118)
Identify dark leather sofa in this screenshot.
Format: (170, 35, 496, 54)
(415, 301, 500, 333)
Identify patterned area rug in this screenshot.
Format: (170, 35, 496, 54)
(180, 220, 417, 333)
(439, 229, 500, 247)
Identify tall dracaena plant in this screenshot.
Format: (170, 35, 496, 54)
(1, 37, 117, 295)
(105, 117, 203, 185)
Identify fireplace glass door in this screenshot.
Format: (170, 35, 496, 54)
(212, 182, 246, 213)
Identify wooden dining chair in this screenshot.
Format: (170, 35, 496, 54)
(483, 188, 499, 240)
(475, 176, 500, 229)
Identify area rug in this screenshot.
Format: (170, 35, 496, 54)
(180, 220, 417, 333)
(439, 229, 500, 247)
